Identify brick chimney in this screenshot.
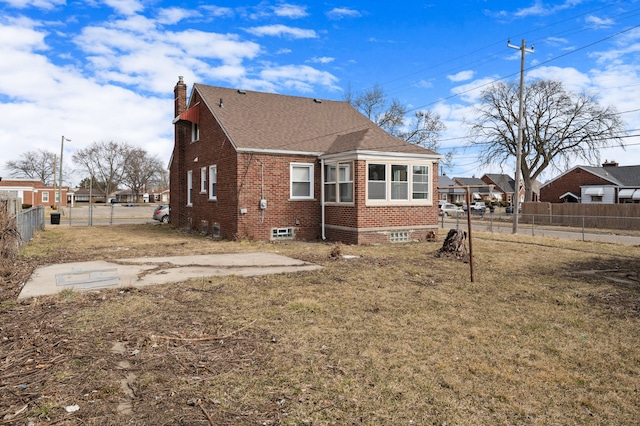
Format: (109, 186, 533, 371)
(602, 160, 618, 168)
(174, 76, 187, 117)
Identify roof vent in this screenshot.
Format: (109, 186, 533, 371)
(219, 98, 223, 108)
(237, 89, 246, 94)
(313, 99, 322, 103)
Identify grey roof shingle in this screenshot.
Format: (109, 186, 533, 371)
(581, 165, 640, 186)
(192, 84, 438, 156)
(483, 173, 515, 193)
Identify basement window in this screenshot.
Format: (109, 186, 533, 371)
(390, 231, 409, 243)
(272, 227, 294, 240)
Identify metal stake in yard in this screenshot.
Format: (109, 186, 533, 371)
(465, 187, 475, 283)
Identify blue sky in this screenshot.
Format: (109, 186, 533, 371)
(1, 0, 639, 184)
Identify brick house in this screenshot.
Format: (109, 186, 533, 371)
(540, 161, 640, 204)
(169, 77, 442, 244)
(0, 179, 68, 208)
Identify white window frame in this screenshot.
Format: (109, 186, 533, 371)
(366, 160, 432, 204)
(367, 163, 387, 201)
(191, 122, 199, 142)
(200, 167, 207, 193)
(412, 165, 430, 200)
(42, 191, 49, 203)
(290, 163, 314, 200)
(208, 165, 217, 200)
(324, 164, 336, 202)
(187, 170, 193, 206)
(324, 161, 354, 204)
(391, 164, 409, 200)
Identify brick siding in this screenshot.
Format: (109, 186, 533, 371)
(540, 168, 612, 202)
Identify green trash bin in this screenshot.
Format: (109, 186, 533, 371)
(50, 212, 61, 225)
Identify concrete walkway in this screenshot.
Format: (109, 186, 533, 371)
(19, 253, 322, 299)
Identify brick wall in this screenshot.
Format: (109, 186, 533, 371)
(170, 80, 439, 244)
(325, 160, 439, 244)
(540, 168, 612, 203)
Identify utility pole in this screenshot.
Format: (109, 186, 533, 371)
(59, 136, 70, 211)
(507, 39, 533, 234)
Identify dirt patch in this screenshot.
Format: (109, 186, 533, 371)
(568, 257, 640, 318)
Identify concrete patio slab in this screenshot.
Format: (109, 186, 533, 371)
(19, 252, 321, 299)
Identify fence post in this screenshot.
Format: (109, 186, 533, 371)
(532, 214, 535, 236)
(582, 215, 585, 241)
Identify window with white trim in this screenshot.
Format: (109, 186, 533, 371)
(324, 164, 336, 202)
(208, 165, 217, 200)
(187, 170, 193, 206)
(200, 167, 207, 193)
(191, 122, 199, 142)
(338, 162, 354, 202)
(42, 191, 49, 203)
(324, 162, 353, 203)
(367, 161, 432, 203)
(391, 164, 408, 200)
(290, 163, 314, 199)
(368, 163, 386, 200)
(412, 165, 429, 200)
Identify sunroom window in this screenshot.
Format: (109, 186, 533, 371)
(412, 165, 429, 199)
(391, 165, 408, 200)
(368, 163, 386, 200)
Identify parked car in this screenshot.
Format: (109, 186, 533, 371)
(153, 205, 170, 223)
(439, 203, 463, 217)
(469, 202, 487, 214)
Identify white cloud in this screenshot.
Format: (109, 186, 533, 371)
(74, 18, 261, 93)
(450, 76, 499, 103)
(447, 70, 475, 82)
(156, 7, 200, 25)
(526, 66, 591, 93)
(513, 0, 582, 17)
(260, 65, 340, 93)
(585, 15, 614, 28)
(308, 56, 334, 64)
(416, 80, 433, 89)
(326, 7, 361, 20)
(244, 24, 317, 39)
(201, 5, 234, 18)
(0, 0, 64, 9)
(273, 3, 307, 19)
(102, 0, 144, 16)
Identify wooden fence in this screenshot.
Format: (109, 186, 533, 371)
(521, 202, 640, 230)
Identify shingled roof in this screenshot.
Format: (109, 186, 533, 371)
(191, 84, 438, 157)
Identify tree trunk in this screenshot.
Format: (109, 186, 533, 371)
(436, 228, 468, 261)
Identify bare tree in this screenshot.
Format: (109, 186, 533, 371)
(5, 149, 56, 184)
(121, 148, 164, 202)
(469, 79, 625, 201)
(345, 83, 451, 168)
(72, 141, 130, 199)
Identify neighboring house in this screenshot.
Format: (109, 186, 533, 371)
(169, 77, 442, 244)
(438, 175, 466, 204)
(70, 188, 107, 204)
(0, 179, 68, 207)
(540, 161, 640, 204)
(480, 174, 514, 204)
(453, 177, 493, 202)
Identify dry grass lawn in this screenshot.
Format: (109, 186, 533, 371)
(1, 223, 639, 425)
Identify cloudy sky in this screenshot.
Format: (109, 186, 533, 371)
(1, 0, 639, 184)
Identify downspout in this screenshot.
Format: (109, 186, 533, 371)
(320, 158, 326, 240)
(261, 162, 265, 224)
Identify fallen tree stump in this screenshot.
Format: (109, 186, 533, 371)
(436, 228, 469, 262)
